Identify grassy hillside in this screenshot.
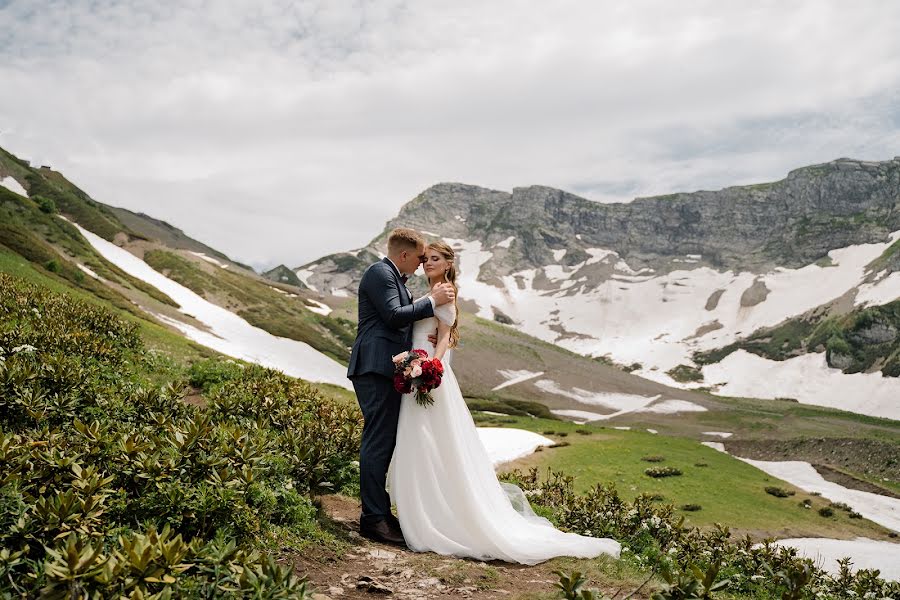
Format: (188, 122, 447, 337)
(0, 145, 357, 365)
(488, 414, 891, 539)
(2, 269, 896, 599)
(0, 272, 361, 597)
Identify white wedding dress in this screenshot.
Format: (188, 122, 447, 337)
(387, 304, 621, 564)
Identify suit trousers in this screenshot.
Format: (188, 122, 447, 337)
(352, 373, 402, 527)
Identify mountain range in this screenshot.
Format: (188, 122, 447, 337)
(2, 144, 898, 421)
(296, 158, 900, 420)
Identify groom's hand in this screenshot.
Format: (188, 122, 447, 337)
(428, 331, 438, 347)
(431, 282, 455, 306)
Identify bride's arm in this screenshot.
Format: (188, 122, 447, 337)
(433, 320, 452, 362)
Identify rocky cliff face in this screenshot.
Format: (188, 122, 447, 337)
(299, 157, 900, 293)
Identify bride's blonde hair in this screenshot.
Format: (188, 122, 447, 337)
(427, 241, 460, 348)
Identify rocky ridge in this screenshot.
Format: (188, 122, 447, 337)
(298, 157, 900, 295)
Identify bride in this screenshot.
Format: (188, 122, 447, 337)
(387, 241, 620, 565)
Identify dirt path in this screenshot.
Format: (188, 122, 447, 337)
(293, 495, 640, 600)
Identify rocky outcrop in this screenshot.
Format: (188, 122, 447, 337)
(262, 264, 305, 288)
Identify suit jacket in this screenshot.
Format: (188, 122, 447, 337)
(347, 257, 435, 379)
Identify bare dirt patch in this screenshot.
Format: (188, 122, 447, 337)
(294, 495, 638, 600)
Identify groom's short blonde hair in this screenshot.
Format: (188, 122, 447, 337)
(387, 228, 425, 254)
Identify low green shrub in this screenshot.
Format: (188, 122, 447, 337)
(764, 486, 794, 498)
(645, 467, 682, 478)
(504, 467, 898, 600)
(0, 273, 362, 597)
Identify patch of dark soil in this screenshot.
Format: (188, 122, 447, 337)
(292, 495, 638, 600)
(812, 464, 900, 499)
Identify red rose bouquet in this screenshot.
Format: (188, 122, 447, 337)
(392, 348, 444, 407)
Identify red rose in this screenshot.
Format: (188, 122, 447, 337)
(412, 348, 428, 359)
(393, 373, 407, 393)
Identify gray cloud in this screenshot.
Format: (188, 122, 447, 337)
(1, 1, 899, 269)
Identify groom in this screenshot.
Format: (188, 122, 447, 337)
(348, 227, 455, 545)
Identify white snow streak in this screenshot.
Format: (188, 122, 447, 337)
(737, 458, 900, 533)
(70, 221, 352, 389)
(0, 176, 27, 197)
(492, 369, 545, 391)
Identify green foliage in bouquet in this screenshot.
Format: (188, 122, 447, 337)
(0, 273, 363, 598)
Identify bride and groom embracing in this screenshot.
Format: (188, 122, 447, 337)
(347, 228, 620, 565)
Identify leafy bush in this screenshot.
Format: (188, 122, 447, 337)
(504, 467, 899, 599)
(0, 273, 362, 597)
(764, 486, 794, 498)
(34, 194, 57, 214)
(818, 507, 834, 517)
(645, 467, 682, 478)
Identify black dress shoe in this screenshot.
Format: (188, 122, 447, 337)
(360, 519, 406, 546)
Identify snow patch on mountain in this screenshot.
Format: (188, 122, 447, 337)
(702, 350, 898, 420)
(439, 233, 900, 419)
(855, 271, 900, 307)
(535, 379, 660, 414)
(304, 299, 332, 316)
(70, 221, 351, 389)
(550, 409, 612, 423)
(640, 399, 707, 414)
(495, 236, 515, 249)
(77, 264, 101, 280)
(737, 458, 900, 533)
(492, 369, 544, 391)
(295, 269, 317, 291)
(190, 251, 228, 268)
(0, 176, 27, 197)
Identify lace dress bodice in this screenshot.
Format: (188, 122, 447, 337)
(411, 303, 456, 365)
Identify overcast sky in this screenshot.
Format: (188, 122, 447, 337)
(2, 1, 900, 269)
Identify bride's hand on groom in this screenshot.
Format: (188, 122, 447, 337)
(431, 282, 455, 306)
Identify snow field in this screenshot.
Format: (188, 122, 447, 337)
(476, 428, 555, 466)
(492, 369, 544, 391)
(772, 538, 900, 581)
(440, 234, 900, 420)
(701, 350, 899, 421)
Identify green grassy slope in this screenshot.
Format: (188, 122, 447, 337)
(486, 413, 894, 540)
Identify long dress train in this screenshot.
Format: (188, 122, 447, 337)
(387, 304, 621, 564)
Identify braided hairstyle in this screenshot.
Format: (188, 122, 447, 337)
(427, 241, 460, 348)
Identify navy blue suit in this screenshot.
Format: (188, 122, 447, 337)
(348, 257, 434, 526)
